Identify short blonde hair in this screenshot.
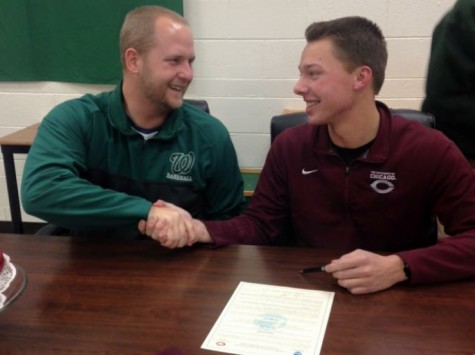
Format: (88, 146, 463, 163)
(119, 6, 188, 68)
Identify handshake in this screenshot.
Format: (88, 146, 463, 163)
(139, 202, 410, 294)
(138, 200, 212, 248)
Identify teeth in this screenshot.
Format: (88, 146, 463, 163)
(169, 85, 183, 91)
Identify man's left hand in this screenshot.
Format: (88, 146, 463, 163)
(324, 249, 407, 294)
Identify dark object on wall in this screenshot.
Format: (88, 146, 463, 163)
(0, 1, 183, 84)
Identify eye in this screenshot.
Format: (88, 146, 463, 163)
(309, 70, 319, 78)
(166, 57, 181, 65)
(301, 70, 315, 80)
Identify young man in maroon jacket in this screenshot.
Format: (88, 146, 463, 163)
(139, 16, 475, 294)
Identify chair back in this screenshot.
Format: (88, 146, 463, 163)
(270, 109, 436, 142)
(184, 99, 210, 114)
(270, 112, 307, 143)
(390, 108, 435, 128)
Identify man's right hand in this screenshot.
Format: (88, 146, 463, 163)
(138, 200, 212, 248)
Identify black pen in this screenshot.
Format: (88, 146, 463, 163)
(298, 265, 327, 274)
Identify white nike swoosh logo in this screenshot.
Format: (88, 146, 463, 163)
(302, 168, 319, 175)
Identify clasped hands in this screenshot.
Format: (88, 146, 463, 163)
(138, 201, 407, 294)
(138, 200, 210, 248)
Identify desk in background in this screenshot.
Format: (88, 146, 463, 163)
(0, 124, 40, 233)
(241, 168, 261, 198)
(0, 233, 474, 354)
(0, 124, 261, 234)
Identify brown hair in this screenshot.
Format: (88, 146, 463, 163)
(305, 16, 387, 94)
(119, 6, 188, 68)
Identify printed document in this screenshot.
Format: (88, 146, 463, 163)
(202, 281, 334, 355)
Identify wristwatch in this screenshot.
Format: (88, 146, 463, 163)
(403, 262, 412, 282)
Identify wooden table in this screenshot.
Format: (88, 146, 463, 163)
(0, 124, 259, 234)
(0, 234, 473, 354)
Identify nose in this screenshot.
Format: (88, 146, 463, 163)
(293, 77, 306, 97)
(179, 62, 193, 81)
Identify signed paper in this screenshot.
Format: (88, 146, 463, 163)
(201, 282, 334, 355)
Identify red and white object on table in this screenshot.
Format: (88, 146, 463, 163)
(0, 249, 27, 312)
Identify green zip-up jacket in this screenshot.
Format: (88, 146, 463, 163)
(422, 0, 475, 158)
(21, 84, 246, 238)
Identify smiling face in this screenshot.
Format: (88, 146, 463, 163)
(293, 38, 360, 126)
(137, 17, 195, 111)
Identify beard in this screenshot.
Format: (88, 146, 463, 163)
(139, 67, 185, 114)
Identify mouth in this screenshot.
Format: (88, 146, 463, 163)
(305, 100, 320, 109)
(169, 84, 187, 93)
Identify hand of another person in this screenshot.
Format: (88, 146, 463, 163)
(324, 249, 407, 294)
(139, 200, 194, 249)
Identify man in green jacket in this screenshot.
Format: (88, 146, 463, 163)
(422, 0, 475, 161)
(21, 6, 246, 239)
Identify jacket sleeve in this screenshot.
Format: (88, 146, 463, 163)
(397, 139, 475, 284)
(21, 103, 152, 230)
(202, 123, 247, 220)
(204, 136, 292, 245)
(422, 1, 475, 131)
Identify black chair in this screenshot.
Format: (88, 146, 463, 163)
(34, 99, 210, 236)
(270, 112, 308, 143)
(390, 108, 435, 128)
(270, 108, 435, 143)
(184, 99, 210, 114)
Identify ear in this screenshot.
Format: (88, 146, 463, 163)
(124, 48, 140, 74)
(353, 66, 373, 91)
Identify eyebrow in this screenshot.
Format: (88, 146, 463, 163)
(165, 55, 196, 62)
(298, 63, 321, 71)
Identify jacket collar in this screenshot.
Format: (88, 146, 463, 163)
(312, 100, 392, 163)
(107, 82, 185, 141)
